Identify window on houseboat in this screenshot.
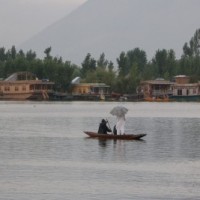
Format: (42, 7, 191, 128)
(5, 86, 10, 91)
(35, 85, 40, 90)
(178, 89, 182, 96)
(154, 85, 160, 90)
(15, 86, 19, 91)
(94, 88, 99, 94)
(30, 85, 34, 90)
(22, 85, 26, 91)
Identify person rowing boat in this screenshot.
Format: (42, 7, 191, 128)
(98, 119, 111, 134)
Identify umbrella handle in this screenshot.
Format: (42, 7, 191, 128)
(106, 119, 111, 130)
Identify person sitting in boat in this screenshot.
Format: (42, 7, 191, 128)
(98, 119, 111, 134)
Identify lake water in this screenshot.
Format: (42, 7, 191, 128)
(0, 101, 199, 200)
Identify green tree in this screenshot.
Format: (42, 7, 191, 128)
(44, 47, 52, 60)
(183, 29, 200, 57)
(81, 53, 96, 77)
(117, 48, 147, 78)
(152, 49, 176, 79)
(127, 48, 147, 73)
(0, 47, 6, 61)
(117, 51, 128, 77)
(97, 53, 108, 69)
(26, 50, 36, 61)
(126, 63, 139, 93)
(18, 49, 25, 58)
(180, 29, 200, 80)
(11, 46, 17, 59)
(54, 61, 75, 91)
(108, 61, 114, 72)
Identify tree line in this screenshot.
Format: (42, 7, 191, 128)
(0, 28, 200, 94)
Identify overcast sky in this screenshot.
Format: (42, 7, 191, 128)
(0, 0, 87, 48)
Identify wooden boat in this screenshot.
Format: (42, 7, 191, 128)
(84, 131, 146, 140)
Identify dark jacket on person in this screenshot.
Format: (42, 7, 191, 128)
(98, 119, 111, 134)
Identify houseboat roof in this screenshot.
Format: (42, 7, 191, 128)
(174, 75, 189, 78)
(1, 72, 54, 85)
(141, 79, 173, 85)
(0, 80, 54, 85)
(5, 71, 37, 81)
(71, 77, 81, 84)
(73, 83, 110, 88)
(173, 83, 199, 87)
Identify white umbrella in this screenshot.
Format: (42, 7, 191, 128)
(110, 106, 128, 117)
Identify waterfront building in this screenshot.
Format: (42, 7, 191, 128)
(170, 75, 200, 101)
(139, 75, 200, 101)
(139, 78, 173, 101)
(71, 77, 110, 100)
(0, 72, 54, 100)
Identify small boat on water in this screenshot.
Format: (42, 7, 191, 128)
(84, 131, 146, 140)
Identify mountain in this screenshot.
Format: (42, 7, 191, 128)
(20, 0, 200, 65)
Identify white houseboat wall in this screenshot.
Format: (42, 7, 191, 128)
(140, 75, 200, 101)
(170, 75, 200, 101)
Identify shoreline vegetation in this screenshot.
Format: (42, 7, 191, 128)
(1, 29, 200, 98)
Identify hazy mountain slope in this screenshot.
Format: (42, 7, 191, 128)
(20, 0, 200, 65)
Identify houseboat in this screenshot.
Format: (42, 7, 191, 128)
(0, 72, 54, 100)
(170, 75, 200, 101)
(71, 77, 110, 100)
(140, 78, 173, 102)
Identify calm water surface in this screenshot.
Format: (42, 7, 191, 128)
(0, 101, 199, 200)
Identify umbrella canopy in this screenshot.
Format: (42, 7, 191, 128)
(110, 106, 128, 117)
